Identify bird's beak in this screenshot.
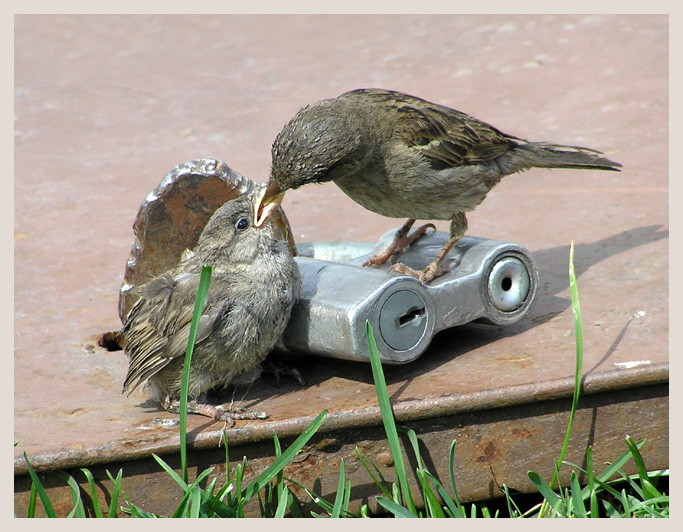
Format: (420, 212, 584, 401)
(254, 180, 285, 228)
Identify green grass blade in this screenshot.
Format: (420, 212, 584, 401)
(501, 484, 524, 518)
(243, 409, 327, 501)
(273, 431, 285, 503)
(189, 487, 201, 518)
(619, 488, 633, 517)
(223, 429, 231, 484)
(287, 489, 304, 518)
(105, 468, 123, 518)
(128, 503, 158, 518)
(54, 471, 86, 518)
(274, 486, 290, 517)
(189, 467, 214, 489)
(27, 482, 38, 518)
(628, 495, 670, 513)
(447, 439, 463, 511)
(355, 448, 393, 498)
(602, 499, 620, 518)
(416, 470, 445, 517)
(286, 475, 356, 518)
(171, 496, 190, 518)
(624, 435, 661, 499)
(79, 468, 104, 518)
(106, 468, 152, 517)
(179, 264, 212, 484)
(528, 471, 565, 517)
(152, 453, 188, 490)
(163, 463, 214, 518)
(330, 458, 347, 518)
(614, 468, 645, 499)
(376, 496, 419, 518)
(401, 426, 454, 517)
(235, 458, 246, 517)
(23, 451, 57, 517)
(210, 481, 235, 515)
(366, 321, 416, 514)
(207, 431, 233, 515)
(422, 470, 463, 518)
(200, 477, 218, 515)
(401, 426, 425, 470)
(538, 242, 585, 518)
(549, 241, 584, 492)
(291, 481, 335, 513)
(574, 439, 647, 502)
(586, 447, 598, 517)
(569, 471, 587, 518)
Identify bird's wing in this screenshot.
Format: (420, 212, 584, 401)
(395, 102, 521, 168)
(350, 89, 521, 169)
(121, 271, 227, 394)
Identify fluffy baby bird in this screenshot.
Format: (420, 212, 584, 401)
(257, 88, 621, 283)
(122, 188, 301, 425)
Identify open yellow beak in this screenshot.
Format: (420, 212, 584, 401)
(254, 180, 286, 228)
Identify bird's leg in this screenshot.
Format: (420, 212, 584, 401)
(362, 218, 436, 267)
(261, 358, 306, 387)
(208, 404, 269, 428)
(162, 396, 268, 428)
(389, 212, 467, 284)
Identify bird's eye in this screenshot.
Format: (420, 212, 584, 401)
(235, 217, 249, 231)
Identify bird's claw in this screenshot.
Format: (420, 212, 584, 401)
(163, 398, 268, 427)
(363, 223, 437, 267)
(261, 358, 306, 387)
(389, 260, 450, 284)
(213, 405, 268, 427)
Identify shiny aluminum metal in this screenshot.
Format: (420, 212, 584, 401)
(278, 228, 538, 363)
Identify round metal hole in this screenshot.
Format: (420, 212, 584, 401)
(487, 257, 531, 312)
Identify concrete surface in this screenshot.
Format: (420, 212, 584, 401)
(14, 15, 668, 516)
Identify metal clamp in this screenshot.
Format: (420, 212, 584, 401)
(278, 228, 538, 364)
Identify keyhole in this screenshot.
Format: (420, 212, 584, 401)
(397, 306, 426, 328)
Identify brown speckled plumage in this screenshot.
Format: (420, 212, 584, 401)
(122, 189, 300, 424)
(265, 88, 621, 282)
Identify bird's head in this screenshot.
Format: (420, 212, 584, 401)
(256, 98, 369, 227)
(199, 190, 281, 265)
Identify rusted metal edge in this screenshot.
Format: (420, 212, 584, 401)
(14, 362, 668, 475)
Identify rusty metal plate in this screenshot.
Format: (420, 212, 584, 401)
(13, 383, 668, 517)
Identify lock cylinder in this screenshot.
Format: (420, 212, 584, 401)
(479, 251, 537, 326)
(373, 281, 436, 363)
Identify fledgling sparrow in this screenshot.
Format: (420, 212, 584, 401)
(122, 188, 300, 425)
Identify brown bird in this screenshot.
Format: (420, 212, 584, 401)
(256, 88, 621, 283)
(122, 188, 300, 425)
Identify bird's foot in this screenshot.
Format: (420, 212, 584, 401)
(209, 405, 269, 427)
(163, 398, 268, 427)
(389, 259, 451, 284)
(261, 358, 306, 387)
(363, 223, 436, 267)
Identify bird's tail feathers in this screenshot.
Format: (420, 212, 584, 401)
(513, 142, 622, 172)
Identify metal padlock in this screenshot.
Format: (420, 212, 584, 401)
(278, 228, 538, 364)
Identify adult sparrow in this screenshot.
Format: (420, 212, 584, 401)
(256, 88, 621, 283)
